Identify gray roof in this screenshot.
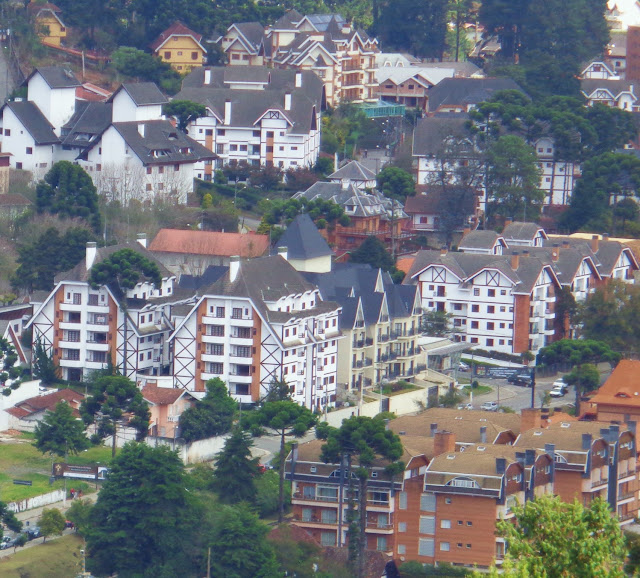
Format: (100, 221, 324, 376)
(405, 250, 555, 295)
(548, 237, 638, 278)
(415, 61, 482, 77)
(232, 22, 265, 51)
(459, 230, 502, 250)
(177, 67, 324, 135)
(277, 214, 333, 260)
(61, 101, 112, 148)
(107, 121, 215, 165)
(412, 116, 470, 157)
(28, 66, 80, 89)
(111, 83, 168, 106)
(178, 265, 228, 290)
(305, 13, 346, 32)
(2, 101, 59, 145)
(502, 222, 546, 242)
(273, 9, 303, 30)
(328, 160, 376, 182)
(427, 77, 526, 113)
(580, 78, 636, 98)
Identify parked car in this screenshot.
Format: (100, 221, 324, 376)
(550, 382, 568, 397)
(458, 362, 470, 372)
(457, 403, 474, 410)
(552, 379, 567, 388)
(24, 526, 40, 540)
(480, 401, 499, 412)
(507, 373, 533, 387)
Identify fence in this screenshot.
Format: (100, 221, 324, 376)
(146, 433, 229, 464)
(7, 489, 65, 513)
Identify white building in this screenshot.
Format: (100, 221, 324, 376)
(175, 66, 323, 176)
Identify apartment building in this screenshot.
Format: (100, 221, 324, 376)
(405, 249, 560, 354)
(169, 252, 341, 409)
(28, 240, 192, 382)
(176, 66, 323, 173)
(221, 10, 379, 105)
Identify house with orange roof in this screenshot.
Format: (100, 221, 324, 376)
(150, 21, 207, 73)
(148, 228, 270, 276)
(141, 382, 197, 438)
(6, 388, 84, 431)
(587, 359, 640, 422)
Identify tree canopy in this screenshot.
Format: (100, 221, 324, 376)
(111, 46, 181, 94)
(89, 248, 162, 299)
(0, 501, 22, 541)
(350, 235, 395, 271)
(35, 162, 102, 233)
(39, 508, 66, 542)
(179, 378, 237, 443)
(163, 100, 207, 132)
(33, 401, 90, 458)
(376, 166, 415, 201)
(536, 338, 620, 367)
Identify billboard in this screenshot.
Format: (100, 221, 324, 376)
(52, 463, 109, 480)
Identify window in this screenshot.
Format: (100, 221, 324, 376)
(232, 308, 243, 319)
(191, 51, 198, 60)
(445, 497, 452, 504)
(398, 522, 407, 532)
(73, 293, 81, 305)
(398, 544, 406, 555)
(501, 289, 507, 295)
(217, 129, 226, 136)
(473, 288, 480, 296)
(487, 322, 495, 330)
(146, 183, 152, 191)
(471, 305, 479, 313)
(207, 362, 223, 374)
(210, 344, 224, 356)
(216, 307, 225, 318)
(3, 129, 9, 136)
(321, 509, 337, 524)
(488, 289, 496, 297)
(16, 162, 21, 169)
(486, 338, 494, 346)
(440, 542, 450, 552)
(488, 306, 495, 314)
(164, 51, 171, 59)
(320, 532, 336, 547)
(418, 538, 434, 557)
(441, 519, 451, 529)
(376, 537, 388, 552)
(457, 520, 463, 525)
(399, 491, 407, 509)
(230, 144, 238, 152)
(420, 493, 435, 511)
(471, 321, 478, 329)
(209, 325, 224, 337)
(420, 516, 435, 534)
(88, 294, 99, 306)
(240, 145, 247, 152)
(453, 303, 462, 311)
(253, 130, 260, 137)
(467, 521, 473, 526)
(174, 164, 180, 171)
(64, 349, 80, 360)
(26, 147, 32, 155)
(65, 330, 80, 342)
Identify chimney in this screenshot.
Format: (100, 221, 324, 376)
(591, 234, 600, 253)
(136, 233, 147, 248)
(278, 246, 288, 261)
(86, 242, 97, 270)
(204, 69, 211, 85)
(544, 443, 556, 460)
(224, 100, 232, 125)
(284, 92, 292, 111)
(341, 178, 350, 191)
(505, 217, 513, 227)
(138, 123, 145, 137)
(551, 243, 560, 262)
(511, 251, 520, 270)
(525, 449, 536, 466)
(581, 433, 592, 450)
(627, 420, 637, 436)
(434, 430, 456, 455)
(522, 250, 530, 257)
(229, 255, 240, 282)
(521, 408, 541, 431)
(295, 72, 302, 88)
(603, 233, 610, 242)
(429, 423, 438, 437)
(480, 426, 487, 444)
(440, 246, 448, 256)
(463, 226, 470, 236)
(495, 457, 507, 475)
(562, 240, 570, 250)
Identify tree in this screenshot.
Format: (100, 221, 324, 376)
(350, 236, 394, 271)
(376, 166, 415, 201)
(255, 469, 288, 518)
(563, 363, 601, 393)
(179, 378, 236, 443)
(66, 498, 94, 534)
(485, 135, 543, 223)
(111, 46, 181, 94)
(246, 398, 317, 523)
(32, 337, 59, 385)
(163, 100, 207, 132)
(448, 0, 473, 61)
(421, 310, 453, 337)
(80, 374, 151, 457)
(33, 401, 90, 458)
(38, 507, 66, 542)
(206, 503, 279, 578)
(478, 0, 529, 59)
(0, 501, 22, 541)
(212, 427, 258, 504)
(321, 416, 404, 578)
(35, 162, 102, 233)
(86, 443, 202, 577)
(89, 248, 162, 377)
(493, 496, 625, 577)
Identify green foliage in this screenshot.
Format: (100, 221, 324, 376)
(111, 46, 181, 94)
(494, 495, 626, 577)
(439, 388, 463, 408)
(38, 507, 66, 542)
(32, 337, 59, 385)
(536, 338, 620, 367)
(254, 470, 290, 518)
(66, 498, 94, 535)
(400, 560, 469, 576)
(321, 104, 381, 156)
(12, 227, 97, 292)
(179, 378, 237, 443)
(80, 374, 151, 456)
(86, 442, 202, 577)
(35, 162, 101, 233)
(562, 363, 601, 393)
(89, 248, 162, 298)
(212, 427, 258, 504)
(258, 196, 349, 235)
(377, 166, 415, 201)
(163, 100, 207, 132)
(206, 503, 279, 578)
(350, 236, 394, 271)
(0, 501, 22, 541)
(421, 310, 453, 337)
(625, 531, 640, 575)
(33, 401, 90, 458)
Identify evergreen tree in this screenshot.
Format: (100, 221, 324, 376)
(31, 337, 59, 385)
(212, 427, 258, 504)
(179, 378, 237, 443)
(33, 401, 90, 458)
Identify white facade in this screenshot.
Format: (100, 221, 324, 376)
(0, 106, 53, 174)
(111, 90, 163, 123)
(27, 72, 76, 135)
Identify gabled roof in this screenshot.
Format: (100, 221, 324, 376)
(0, 193, 32, 207)
(412, 116, 470, 157)
(61, 101, 112, 148)
(230, 22, 266, 51)
(404, 190, 477, 218)
(427, 77, 526, 112)
(178, 265, 229, 290)
(8, 388, 84, 419)
(2, 100, 59, 145)
(26, 66, 80, 89)
(550, 236, 639, 278)
(459, 230, 504, 251)
(588, 360, 640, 408)
(277, 214, 333, 260)
(141, 383, 194, 405)
(149, 229, 269, 258)
(502, 221, 547, 243)
(109, 82, 168, 106)
(150, 21, 206, 53)
(580, 78, 637, 99)
(272, 9, 303, 30)
(327, 160, 376, 182)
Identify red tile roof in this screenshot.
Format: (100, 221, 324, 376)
(589, 360, 640, 408)
(141, 384, 184, 405)
(150, 21, 204, 51)
(149, 228, 270, 258)
(11, 388, 84, 417)
(396, 256, 415, 274)
(27, 2, 61, 14)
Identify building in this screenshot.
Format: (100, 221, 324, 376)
(176, 66, 324, 173)
(458, 230, 507, 255)
(404, 249, 560, 354)
(141, 382, 198, 438)
(28, 240, 193, 382)
(28, 1, 67, 47)
(148, 228, 270, 276)
(587, 359, 640, 422)
(580, 78, 638, 110)
(6, 388, 84, 432)
(501, 221, 547, 248)
(627, 25, 640, 80)
(425, 78, 525, 115)
(375, 68, 446, 111)
(150, 21, 207, 73)
(327, 160, 377, 190)
(220, 21, 268, 66)
(277, 213, 334, 274)
(170, 253, 341, 409)
(581, 60, 620, 80)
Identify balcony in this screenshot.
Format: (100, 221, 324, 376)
(292, 515, 339, 527)
(376, 354, 389, 363)
(363, 357, 373, 367)
(353, 339, 365, 349)
(365, 337, 374, 346)
(618, 491, 636, 502)
(398, 348, 415, 359)
(379, 334, 390, 343)
(365, 520, 394, 534)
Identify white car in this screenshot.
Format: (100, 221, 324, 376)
(458, 362, 470, 372)
(550, 384, 568, 397)
(457, 403, 474, 410)
(480, 401, 499, 412)
(552, 379, 567, 388)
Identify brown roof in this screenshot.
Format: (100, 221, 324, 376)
(149, 229, 269, 258)
(141, 384, 184, 405)
(589, 359, 640, 408)
(427, 448, 518, 477)
(515, 420, 627, 453)
(395, 256, 416, 275)
(13, 388, 84, 417)
(0, 194, 32, 207)
(150, 21, 204, 52)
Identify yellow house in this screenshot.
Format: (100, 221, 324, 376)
(151, 21, 207, 73)
(28, 2, 67, 47)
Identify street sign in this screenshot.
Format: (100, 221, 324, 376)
(13, 479, 32, 486)
(485, 367, 521, 379)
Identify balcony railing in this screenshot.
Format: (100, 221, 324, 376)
(365, 337, 374, 346)
(293, 515, 339, 525)
(618, 491, 636, 501)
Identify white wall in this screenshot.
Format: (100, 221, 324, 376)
(0, 380, 40, 431)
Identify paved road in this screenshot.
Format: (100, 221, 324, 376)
(0, 43, 14, 103)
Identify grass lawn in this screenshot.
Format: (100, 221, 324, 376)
(0, 440, 112, 501)
(462, 385, 492, 397)
(382, 383, 420, 396)
(461, 358, 501, 368)
(0, 534, 85, 578)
